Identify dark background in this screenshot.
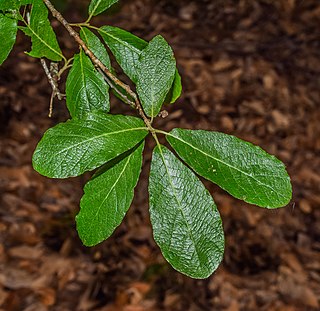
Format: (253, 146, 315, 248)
(0, 0, 319, 310)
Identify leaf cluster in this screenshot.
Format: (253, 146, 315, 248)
(0, 0, 292, 279)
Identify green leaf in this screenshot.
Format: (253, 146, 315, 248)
(166, 129, 292, 208)
(76, 142, 144, 246)
(0, 0, 29, 10)
(165, 69, 182, 104)
(0, 1, 18, 10)
(99, 26, 147, 82)
(80, 27, 111, 69)
(98, 26, 182, 104)
(137, 35, 176, 118)
(149, 145, 224, 279)
(32, 112, 148, 178)
(19, 0, 33, 5)
(0, 14, 17, 65)
(66, 50, 110, 118)
(19, 0, 63, 61)
(88, 0, 118, 17)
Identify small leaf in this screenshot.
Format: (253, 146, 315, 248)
(76, 142, 144, 246)
(0, 14, 17, 65)
(88, 0, 118, 17)
(66, 50, 110, 118)
(99, 26, 147, 82)
(80, 27, 111, 69)
(149, 145, 224, 279)
(19, 0, 63, 61)
(167, 129, 292, 208)
(32, 112, 148, 178)
(137, 35, 176, 118)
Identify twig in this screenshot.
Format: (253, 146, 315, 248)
(40, 58, 64, 117)
(57, 57, 74, 78)
(97, 68, 136, 109)
(42, 0, 153, 131)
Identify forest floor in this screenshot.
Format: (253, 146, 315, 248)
(0, 0, 320, 310)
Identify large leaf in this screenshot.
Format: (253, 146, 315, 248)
(149, 145, 224, 279)
(99, 26, 147, 82)
(76, 143, 144, 246)
(0, 14, 17, 65)
(136, 35, 176, 118)
(66, 50, 110, 118)
(32, 112, 148, 178)
(88, 0, 118, 17)
(80, 27, 111, 69)
(167, 129, 292, 208)
(19, 0, 63, 61)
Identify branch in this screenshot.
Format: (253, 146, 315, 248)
(97, 68, 136, 109)
(40, 59, 63, 99)
(40, 58, 64, 117)
(42, 0, 153, 131)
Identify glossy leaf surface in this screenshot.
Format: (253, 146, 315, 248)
(167, 129, 292, 208)
(33, 112, 148, 178)
(137, 35, 176, 118)
(88, 0, 118, 17)
(99, 25, 147, 82)
(66, 50, 110, 118)
(80, 27, 111, 69)
(76, 143, 144, 246)
(19, 0, 63, 61)
(149, 145, 224, 278)
(0, 14, 17, 65)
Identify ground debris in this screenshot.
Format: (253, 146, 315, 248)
(0, 0, 319, 310)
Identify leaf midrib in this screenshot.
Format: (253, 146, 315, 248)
(52, 127, 147, 157)
(99, 28, 146, 54)
(26, 5, 63, 60)
(167, 132, 281, 194)
(149, 52, 168, 117)
(157, 146, 204, 271)
(25, 25, 62, 59)
(91, 151, 133, 222)
(79, 51, 89, 113)
(90, 0, 102, 17)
